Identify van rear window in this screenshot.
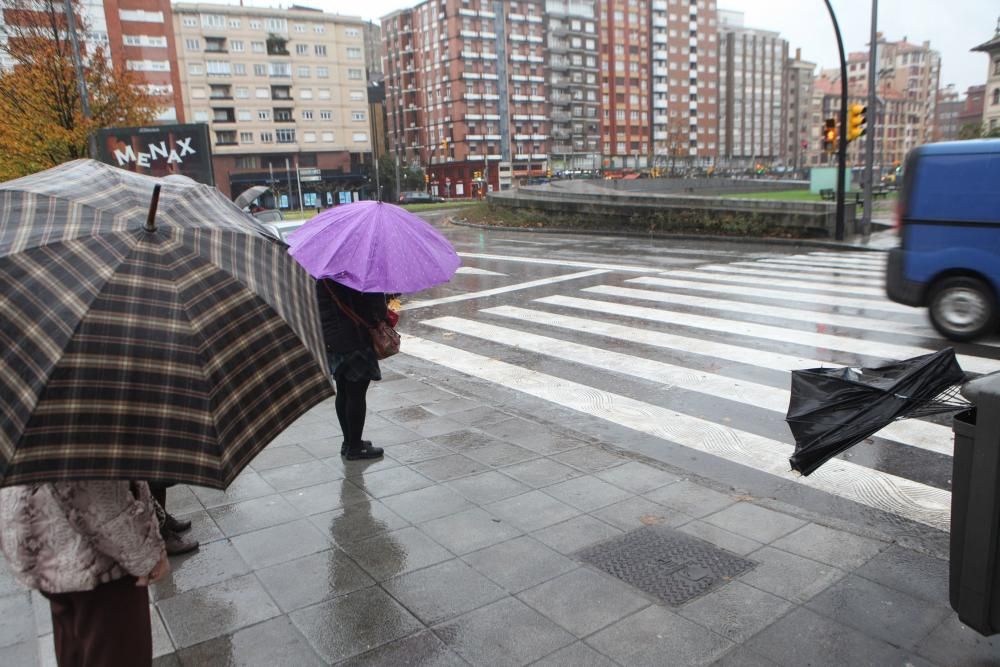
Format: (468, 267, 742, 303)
(909, 153, 1000, 223)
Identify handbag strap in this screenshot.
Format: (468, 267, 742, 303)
(322, 281, 371, 329)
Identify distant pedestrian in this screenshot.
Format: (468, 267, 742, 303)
(0, 481, 169, 667)
(317, 278, 389, 460)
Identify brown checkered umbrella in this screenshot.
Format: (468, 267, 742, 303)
(0, 160, 333, 489)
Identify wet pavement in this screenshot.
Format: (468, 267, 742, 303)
(0, 363, 995, 665)
(3, 223, 1000, 665)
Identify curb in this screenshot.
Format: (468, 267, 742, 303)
(446, 217, 894, 252)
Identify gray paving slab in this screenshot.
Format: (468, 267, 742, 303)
(853, 544, 949, 604)
(255, 548, 374, 613)
(532, 641, 620, 667)
(433, 597, 576, 667)
(595, 460, 680, 494)
(486, 490, 581, 533)
(361, 421, 426, 446)
(171, 509, 225, 547)
(432, 428, 508, 453)
(531, 514, 625, 555)
(192, 471, 275, 509)
(553, 446, 628, 473)
(420, 507, 523, 555)
(678, 520, 765, 557)
(338, 630, 469, 667)
(498, 458, 584, 489)
(289, 585, 424, 663)
(590, 496, 693, 531)
(586, 605, 734, 666)
(382, 558, 507, 625)
(677, 581, 793, 643)
(281, 478, 372, 516)
(411, 453, 493, 482)
(517, 568, 651, 637)
(0, 592, 33, 649)
(738, 546, 849, 604)
(347, 465, 436, 499)
(0, 640, 37, 666)
(174, 616, 324, 667)
(461, 536, 579, 593)
(462, 441, 541, 467)
(642, 481, 736, 518)
(249, 444, 317, 471)
(164, 484, 203, 516)
(543, 476, 633, 512)
(207, 494, 302, 538)
(444, 470, 533, 505)
(701, 502, 807, 544)
(157, 573, 281, 649)
(805, 574, 951, 650)
(229, 518, 331, 570)
(257, 459, 343, 492)
(339, 526, 454, 581)
(914, 614, 1000, 665)
(308, 499, 411, 545)
(382, 438, 454, 464)
(771, 522, 887, 569)
(711, 646, 783, 667)
(381, 484, 474, 524)
(150, 539, 251, 602)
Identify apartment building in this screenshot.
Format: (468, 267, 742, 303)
(383, 0, 548, 197)
(545, 0, 601, 172)
(973, 23, 1000, 134)
(784, 49, 815, 171)
(362, 20, 383, 78)
(957, 85, 986, 136)
(934, 85, 961, 141)
(172, 3, 372, 200)
(597, 0, 649, 169)
(0, 0, 184, 122)
(717, 9, 786, 169)
(649, 0, 719, 171)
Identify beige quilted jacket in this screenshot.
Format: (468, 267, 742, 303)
(0, 481, 165, 594)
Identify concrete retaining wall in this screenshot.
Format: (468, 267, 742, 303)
(486, 188, 857, 239)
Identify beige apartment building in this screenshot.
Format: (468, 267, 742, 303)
(973, 23, 1000, 134)
(172, 3, 372, 201)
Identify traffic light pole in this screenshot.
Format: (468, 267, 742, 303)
(823, 0, 849, 241)
(862, 0, 879, 241)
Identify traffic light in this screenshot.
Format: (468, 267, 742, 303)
(847, 104, 867, 142)
(546, 169, 552, 178)
(473, 170, 481, 180)
(424, 173, 429, 184)
(822, 118, 837, 152)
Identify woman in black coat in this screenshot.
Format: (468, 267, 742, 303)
(316, 278, 389, 460)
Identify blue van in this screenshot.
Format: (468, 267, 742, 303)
(886, 139, 1000, 341)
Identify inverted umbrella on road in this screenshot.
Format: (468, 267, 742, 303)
(0, 160, 333, 489)
(286, 200, 460, 293)
(786, 348, 968, 476)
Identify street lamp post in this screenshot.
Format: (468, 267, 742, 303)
(862, 0, 879, 241)
(822, 0, 849, 241)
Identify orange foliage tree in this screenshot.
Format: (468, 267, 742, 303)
(0, 0, 164, 180)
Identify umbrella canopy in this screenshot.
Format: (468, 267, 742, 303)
(0, 160, 333, 489)
(233, 185, 269, 210)
(286, 200, 460, 293)
(786, 349, 967, 475)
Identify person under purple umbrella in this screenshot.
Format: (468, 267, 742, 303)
(288, 200, 460, 461)
(316, 278, 388, 460)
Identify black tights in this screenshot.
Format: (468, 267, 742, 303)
(335, 376, 371, 445)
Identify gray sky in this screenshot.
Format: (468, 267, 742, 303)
(239, 0, 999, 93)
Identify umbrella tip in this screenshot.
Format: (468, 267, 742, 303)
(145, 185, 161, 233)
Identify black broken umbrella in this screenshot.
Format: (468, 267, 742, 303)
(786, 348, 968, 476)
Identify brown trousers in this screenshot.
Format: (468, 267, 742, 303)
(43, 576, 152, 667)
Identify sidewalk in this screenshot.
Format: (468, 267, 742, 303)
(2, 360, 999, 666)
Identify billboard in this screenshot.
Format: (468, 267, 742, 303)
(96, 123, 214, 186)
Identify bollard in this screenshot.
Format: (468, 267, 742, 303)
(950, 372, 1000, 635)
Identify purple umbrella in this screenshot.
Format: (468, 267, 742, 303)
(286, 200, 461, 293)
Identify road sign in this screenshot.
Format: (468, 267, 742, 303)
(299, 167, 321, 177)
(300, 175, 321, 182)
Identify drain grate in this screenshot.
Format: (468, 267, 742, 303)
(575, 525, 757, 606)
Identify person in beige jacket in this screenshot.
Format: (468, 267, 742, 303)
(0, 481, 169, 667)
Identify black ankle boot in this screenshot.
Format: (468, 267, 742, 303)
(342, 440, 372, 456)
(345, 441, 383, 460)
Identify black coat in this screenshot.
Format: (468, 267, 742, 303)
(316, 279, 388, 354)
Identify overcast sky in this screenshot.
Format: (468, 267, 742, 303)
(239, 0, 998, 92)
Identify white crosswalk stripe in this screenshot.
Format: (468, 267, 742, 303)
(399, 248, 995, 532)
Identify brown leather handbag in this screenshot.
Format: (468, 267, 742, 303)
(325, 283, 400, 360)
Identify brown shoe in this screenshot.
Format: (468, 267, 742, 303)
(164, 513, 192, 533)
(163, 529, 199, 556)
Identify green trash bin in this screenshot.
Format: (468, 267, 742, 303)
(950, 373, 1000, 636)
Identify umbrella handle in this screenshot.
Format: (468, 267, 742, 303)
(145, 185, 161, 233)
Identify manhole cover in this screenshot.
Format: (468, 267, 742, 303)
(575, 525, 756, 606)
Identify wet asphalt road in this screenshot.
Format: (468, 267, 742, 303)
(292, 210, 1000, 551)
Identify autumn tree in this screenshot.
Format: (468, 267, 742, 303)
(0, 0, 164, 180)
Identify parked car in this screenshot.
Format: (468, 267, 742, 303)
(398, 191, 444, 204)
(886, 139, 1000, 341)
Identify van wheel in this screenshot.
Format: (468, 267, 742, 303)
(928, 276, 998, 342)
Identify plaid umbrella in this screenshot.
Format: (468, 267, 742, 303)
(0, 160, 333, 489)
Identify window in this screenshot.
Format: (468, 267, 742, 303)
(347, 47, 362, 59)
(352, 132, 367, 142)
(321, 131, 334, 141)
(233, 63, 246, 76)
(316, 66, 329, 78)
(314, 45, 327, 56)
(269, 62, 290, 77)
(276, 128, 296, 143)
(120, 9, 164, 22)
(345, 28, 359, 37)
(260, 131, 274, 143)
(182, 16, 197, 27)
(249, 20, 261, 30)
(206, 60, 231, 76)
(266, 17, 287, 32)
(191, 87, 206, 99)
(994, 88, 1000, 106)
(274, 108, 294, 122)
(351, 111, 365, 121)
(258, 110, 271, 120)
(253, 64, 266, 76)
(317, 89, 330, 100)
(238, 109, 251, 120)
(348, 69, 362, 80)
(251, 41, 265, 53)
(235, 156, 257, 169)
(303, 131, 317, 142)
(349, 90, 364, 101)
(297, 66, 310, 78)
(294, 24, 306, 33)
(302, 110, 314, 120)
(314, 24, 326, 34)
(320, 110, 332, 120)
(228, 19, 241, 29)
(296, 44, 309, 55)
(300, 89, 313, 99)
(230, 40, 244, 52)
(255, 87, 269, 98)
(124, 35, 167, 47)
(188, 63, 203, 75)
(201, 14, 224, 28)
(239, 131, 254, 143)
